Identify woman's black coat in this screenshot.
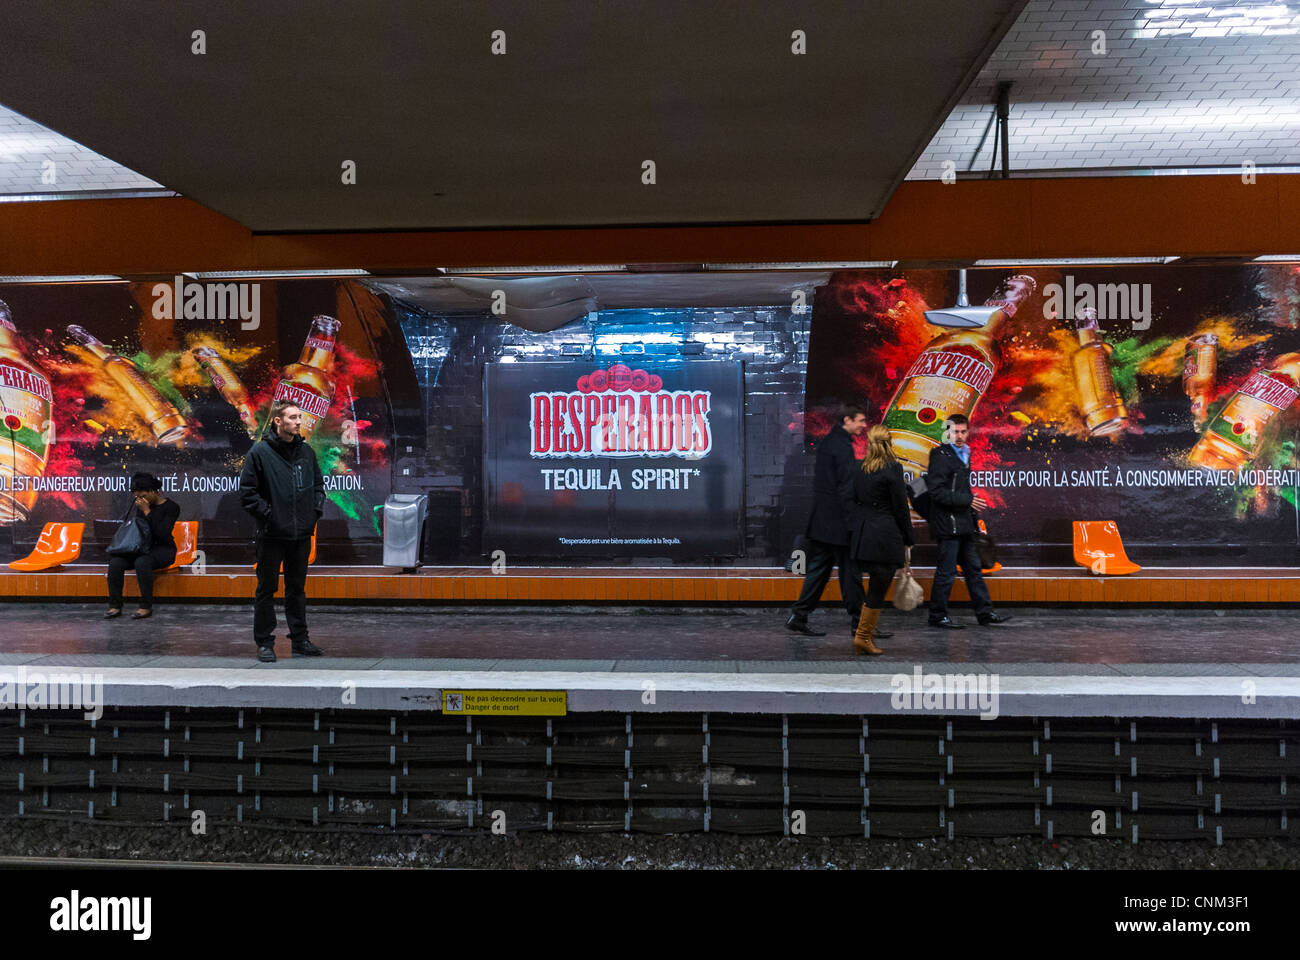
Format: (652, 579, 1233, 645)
(842, 461, 915, 566)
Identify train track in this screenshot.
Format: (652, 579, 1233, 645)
(0, 855, 417, 869)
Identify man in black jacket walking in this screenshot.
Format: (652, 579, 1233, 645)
(239, 400, 325, 662)
(786, 406, 869, 636)
(926, 414, 1009, 629)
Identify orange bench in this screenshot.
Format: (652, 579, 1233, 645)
(8, 522, 84, 571)
(1073, 520, 1141, 575)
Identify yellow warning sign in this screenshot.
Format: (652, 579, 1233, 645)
(442, 690, 567, 716)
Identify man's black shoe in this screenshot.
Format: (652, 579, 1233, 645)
(785, 615, 826, 637)
(256, 645, 276, 663)
(927, 617, 964, 630)
(292, 638, 323, 656)
(977, 613, 1013, 626)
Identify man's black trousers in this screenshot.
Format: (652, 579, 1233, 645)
(928, 535, 993, 621)
(254, 537, 312, 645)
(789, 537, 864, 619)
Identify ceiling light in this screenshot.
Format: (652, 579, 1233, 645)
(0, 275, 123, 283)
(441, 265, 626, 274)
(187, 269, 370, 279)
(1252, 255, 1300, 262)
(704, 261, 897, 270)
(0, 190, 177, 203)
(973, 257, 1180, 266)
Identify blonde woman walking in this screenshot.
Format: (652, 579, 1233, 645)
(842, 425, 914, 654)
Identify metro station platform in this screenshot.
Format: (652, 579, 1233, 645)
(1, 604, 1296, 718)
(2, 564, 1299, 605)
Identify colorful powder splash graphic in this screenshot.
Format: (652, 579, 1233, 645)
(822, 274, 1300, 517)
(53, 342, 192, 449)
(1145, 318, 1296, 507)
(5, 318, 390, 533)
(182, 336, 389, 534)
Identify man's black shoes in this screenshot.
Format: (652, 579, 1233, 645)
(928, 617, 964, 630)
(256, 638, 323, 660)
(785, 614, 827, 637)
(927, 614, 1011, 628)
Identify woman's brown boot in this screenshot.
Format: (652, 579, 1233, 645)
(853, 608, 885, 655)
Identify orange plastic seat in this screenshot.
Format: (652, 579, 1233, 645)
(8, 522, 84, 571)
(977, 518, 1000, 574)
(162, 521, 199, 570)
(249, 531, 317, 569)
(1073, 520, 1141, 575)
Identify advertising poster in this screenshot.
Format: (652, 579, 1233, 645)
(805, 265, 1300, 559)
(0, 279, 392, 556)
(483, 360, 745, 557)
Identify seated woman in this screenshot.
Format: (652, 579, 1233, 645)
(106, 472, 180, 620)
(844, 425, 915, 655)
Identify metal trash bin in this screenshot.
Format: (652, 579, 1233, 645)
(382, 494, 428, 570)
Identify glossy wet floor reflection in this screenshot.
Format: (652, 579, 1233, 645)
(0, 603, 1294, 665)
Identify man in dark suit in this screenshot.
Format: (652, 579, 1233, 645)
(786, 406, 869, 636)
(926, 413, 1010, 629)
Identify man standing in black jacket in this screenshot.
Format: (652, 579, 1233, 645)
(239, 400, 325, 662)
(926, 414, 1010, 629)
(786, 406, 869, 636)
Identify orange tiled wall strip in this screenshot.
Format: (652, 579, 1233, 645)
(1, 570, 1296, 604)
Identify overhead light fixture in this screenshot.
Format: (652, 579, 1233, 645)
(973, 257, 1180, 266)
(441, 265, 626, 274)
(1253, 255, 1300, 262)
(924, 269, 999, 328)
(0, 275, 123, 283)
(0, 190, 178, 203)
(186, 269, 370, 279)
(704, 261, 897, 270)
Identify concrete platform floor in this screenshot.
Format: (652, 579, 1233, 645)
(0, 603, 1295, 667)
(1, 604, 1296, 717)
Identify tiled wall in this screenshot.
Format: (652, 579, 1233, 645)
(398, 304, 814, 565)
(912, 0, 1300, 179)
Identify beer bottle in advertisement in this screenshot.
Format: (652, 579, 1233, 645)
(884, 274, 1036, 480)
(193, 346, 260, 438)
(1187, 352, 1300, 471)
(1182, 333, 1219, 429)
(1071, 306, 1129, 437)
(0, 300, 55, 522)
(271, 314, 339, 441)
(66, 325, 190, 445)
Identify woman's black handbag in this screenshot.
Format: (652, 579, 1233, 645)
(107, 507, 150, 558)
